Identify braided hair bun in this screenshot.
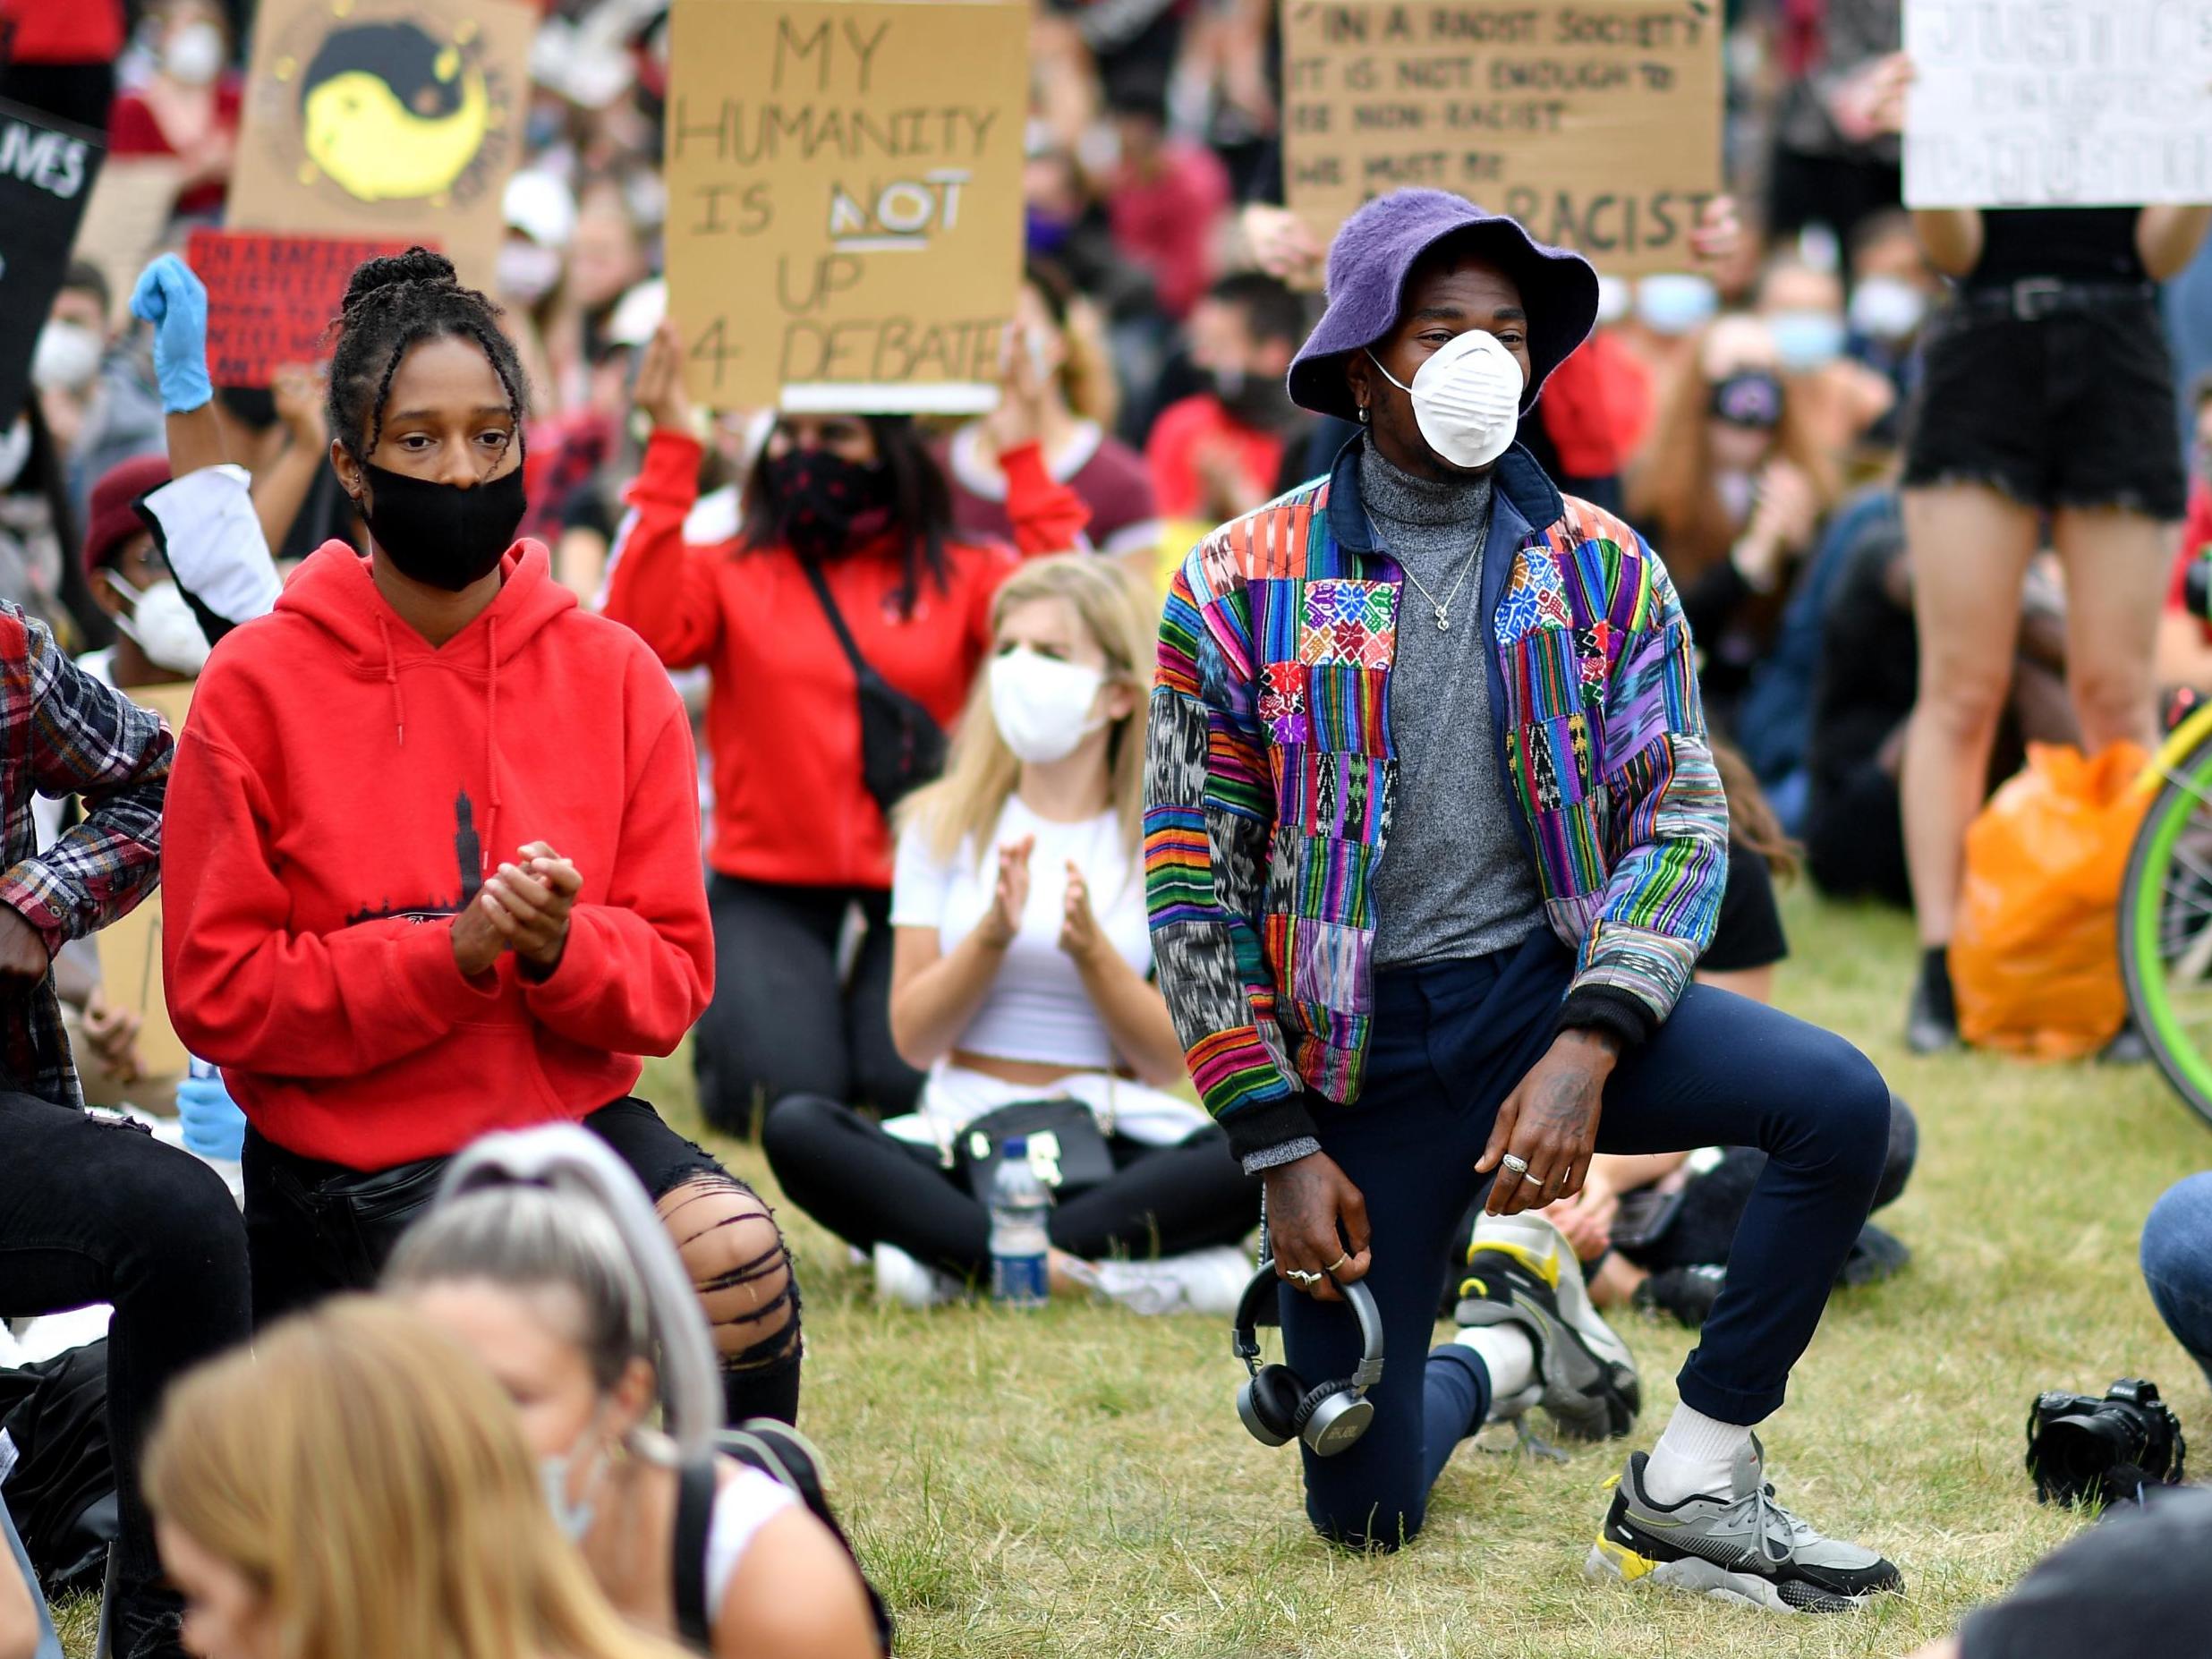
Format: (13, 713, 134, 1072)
(340, 246, 461, 313)
(326, 245, 530, 460)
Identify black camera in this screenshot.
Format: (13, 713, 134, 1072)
(2185, 549, 2212, 621)
(2025, 1378, 2188, 1508)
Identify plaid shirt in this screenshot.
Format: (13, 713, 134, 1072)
(0, 600, 171, 1105)
(1144, 444, 1727, 1161)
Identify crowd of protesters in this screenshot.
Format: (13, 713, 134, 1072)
(6, 0, 2212, 1655)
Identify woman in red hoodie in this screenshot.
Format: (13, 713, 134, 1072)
(603, 323, 1084, 1136)
(162, 250, 802, 1424)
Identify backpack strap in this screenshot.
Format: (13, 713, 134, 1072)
(670, 1454, 718, 1649)
(719, 1421, 895, 1655)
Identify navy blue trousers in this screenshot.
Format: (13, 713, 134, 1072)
(1279, 930, 1890, 1549)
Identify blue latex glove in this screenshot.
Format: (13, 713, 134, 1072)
(129, 253, 214, 415)
(176, 1063, 246, 1162)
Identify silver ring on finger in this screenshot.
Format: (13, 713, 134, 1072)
(1286, 1268, 1324, 1289)
(1500, 1153, 1531, 1177)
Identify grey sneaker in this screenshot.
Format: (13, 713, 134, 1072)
(1454, 1211, 1639, 1440)
(1587, 1438, 1904, 1613)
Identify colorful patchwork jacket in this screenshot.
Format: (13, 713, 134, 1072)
(1143, 442, 1728, 1162)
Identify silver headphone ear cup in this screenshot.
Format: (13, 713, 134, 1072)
(1240, 1364, 1305, 1446)
(1298, 1388, 1376, 1457)
(1237, 1376, 1293, 1447)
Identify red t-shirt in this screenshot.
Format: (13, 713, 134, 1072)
(1144, 395, 1289, 522)
(0, 0, 124, 64)
(106, 80, 242, 216)
(1107, 142, 1230, 320)
(942, 421, 1161, 558)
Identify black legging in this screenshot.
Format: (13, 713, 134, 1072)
(0, 1090, 249, 1618)
(762, 1093, 1260, 1282)
(693, 876, 923, 1136)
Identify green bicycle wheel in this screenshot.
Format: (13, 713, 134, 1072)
(2122, 733, 2212, 1127)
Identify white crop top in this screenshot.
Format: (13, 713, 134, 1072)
(890, 796, 1151, 1070)
(704, 1463, 801, 1624)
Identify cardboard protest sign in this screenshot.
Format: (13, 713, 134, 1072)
(69, 157, 185, 330)
(1904, 0, 2212, 208)
(663, 0, 1029, 413)
(189, 229, 415, 386)
(98, 683, 195, 1085)
(0, 102, 105, 420)
(1280, 0, 1723, 276)
(227, 0, 533, 285)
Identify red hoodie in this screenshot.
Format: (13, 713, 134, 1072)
(163, 540, 712, 1170)
(603, 431, 1084, 891)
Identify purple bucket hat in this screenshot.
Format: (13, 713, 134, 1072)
(1287, 189, 1601, 423)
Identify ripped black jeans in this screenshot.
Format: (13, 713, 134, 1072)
(242, 1097, 802, 1425)
(0, 1090, 251, 1599)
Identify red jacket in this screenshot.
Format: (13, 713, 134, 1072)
(603, 432, 1082, 890)
(164, 540, 711, 1170)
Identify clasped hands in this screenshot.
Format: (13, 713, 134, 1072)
(451, 840, 583, 980)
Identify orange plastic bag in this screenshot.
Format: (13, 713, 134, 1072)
(1952, 743, 2151, 1059)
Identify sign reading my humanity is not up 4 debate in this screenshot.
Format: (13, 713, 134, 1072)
(1280, 0, 1724, 276)
(662, 0, 1030, 414)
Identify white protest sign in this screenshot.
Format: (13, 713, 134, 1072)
(1904, 0, 2212, 207)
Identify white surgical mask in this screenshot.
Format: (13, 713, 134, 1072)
(991, 647, 1105, 764)
(163, 21, 226, 86)
(106, 573, 210, 678)
(537, 1414, 612, 1544)
(1025, 324, 1059, 381)
(1594, 275, 1632, 327)
(1366, 329, 1525, 471)
(495, 241, 564, 304)
(1847, 276, 1927, 344)
(0, 418, 30, 490)
(32, 320, 102, 394)
(1636, 273, 1719, 336)
(1768, 310, 1846, 373)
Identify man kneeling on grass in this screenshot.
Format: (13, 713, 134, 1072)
(1144, 187, 1903, 1612)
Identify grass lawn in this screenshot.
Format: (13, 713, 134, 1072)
(59, 888, 2212, 1656)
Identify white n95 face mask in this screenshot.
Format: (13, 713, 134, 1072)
(32, 320, 102, 394)
(106, 574, 211, 678)
(1366, 330, 1527, 471)
(990, 648, 1106, 764)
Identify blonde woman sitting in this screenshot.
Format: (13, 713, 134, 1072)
(763, 556, 1259, 1312)
(145, 1297, 692, 1659)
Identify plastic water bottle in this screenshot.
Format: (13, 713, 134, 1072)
(989, 1138, 1052, 1309)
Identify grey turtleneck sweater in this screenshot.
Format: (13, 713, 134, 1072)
(1360, 440, 1544, 968)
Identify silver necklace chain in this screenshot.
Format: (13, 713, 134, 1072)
(1367, 513, 1475, 632)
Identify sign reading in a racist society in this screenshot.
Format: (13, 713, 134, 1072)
(1280, 0, 1723, 275)
(226, 0, 535, 285)
(663, 0, 1030, 413)
(1904, 0, 2212, 207)
(188, 229, 418, 386)
(0, 101, 104, 420)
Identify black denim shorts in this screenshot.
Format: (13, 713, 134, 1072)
(1901, 295, 2187, 520)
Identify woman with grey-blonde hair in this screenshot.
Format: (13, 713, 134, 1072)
(387, 1127, 881, 1659)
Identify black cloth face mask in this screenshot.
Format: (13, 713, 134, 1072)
(1211, 366, 1295, 432)
(766, 449, 893, 563)
(359, 459, 527, 591)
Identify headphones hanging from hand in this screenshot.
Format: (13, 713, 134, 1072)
(1231, 1260, 1385, 1457)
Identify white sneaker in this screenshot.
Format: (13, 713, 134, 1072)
(1081, 1246, 1254, 1316)
(1456, 1210, 1640, 1440)
(872, 1244, 961, 1309)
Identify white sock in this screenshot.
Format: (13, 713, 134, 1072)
(1641, 1403, 1754, 1504)
(1454, 1324, 1535, 1402)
